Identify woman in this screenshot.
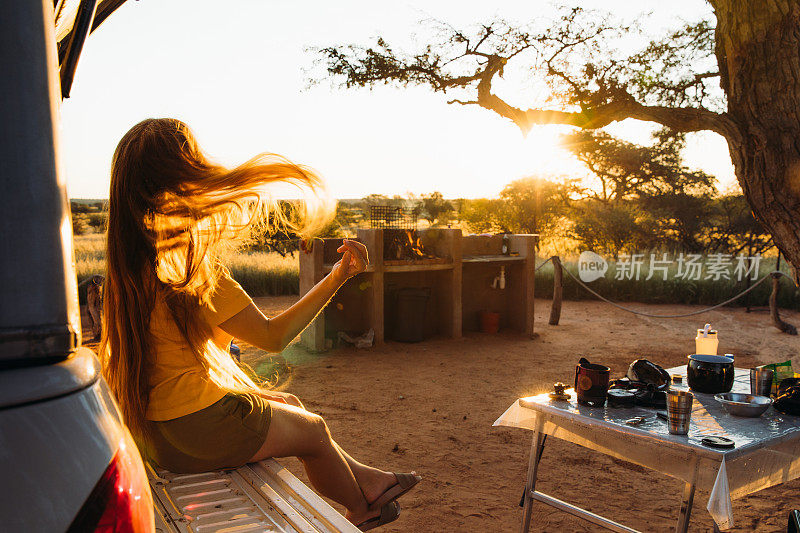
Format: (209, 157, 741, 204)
(99, 118, 419, 530)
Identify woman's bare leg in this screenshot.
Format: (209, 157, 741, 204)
(248, 402, 380, 524)
(331, 442, 398, 505)
(266, 391, 397, 504)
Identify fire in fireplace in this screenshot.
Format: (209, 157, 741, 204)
(384, 229, 429, 261)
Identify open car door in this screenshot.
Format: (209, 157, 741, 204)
(53, 0, 128, 98)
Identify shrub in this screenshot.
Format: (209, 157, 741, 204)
(87, 212, 107, 231)
(72, 214, 89, 235)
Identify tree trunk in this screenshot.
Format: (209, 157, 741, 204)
(549, 256, 563, 325)
(712, 1, 800, 282)
(769, 273, 797, 334)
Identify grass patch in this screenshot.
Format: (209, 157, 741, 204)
(534, 257, 800, 310)
(221, 251, 299, 296)
(74, 234, 106, 280)
(74, 234, 300, 297)
(75, 234, 798, 308)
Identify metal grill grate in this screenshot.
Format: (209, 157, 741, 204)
(369, 205, 417, 230)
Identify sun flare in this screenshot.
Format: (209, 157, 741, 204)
(497, 125, 589, 191)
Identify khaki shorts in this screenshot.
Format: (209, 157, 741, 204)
(146, 393, 272, 473)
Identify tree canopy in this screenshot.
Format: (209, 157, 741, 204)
(317, 7, 732, 137)
(316, 2, 800, 280)
(563, 129, 716, 204)
(419, 191, 454, 226)
(460, 176, 573, 237)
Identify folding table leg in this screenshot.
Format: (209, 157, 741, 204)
(675, 456, 699, 533)
(520, 427, 545, 533)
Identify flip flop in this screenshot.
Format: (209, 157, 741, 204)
(358, 500, 401, 531)
(368, 472, 421, 511)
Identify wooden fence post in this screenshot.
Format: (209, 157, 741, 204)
(549, 256, 562, 326)
(770, 272, 797, 335)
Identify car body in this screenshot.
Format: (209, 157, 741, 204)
(2, 4, 357, 532)
(0, 348, 153, 532)
(0, 1, 153, 531)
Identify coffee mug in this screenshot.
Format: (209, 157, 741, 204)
(575, 357, 611, 407)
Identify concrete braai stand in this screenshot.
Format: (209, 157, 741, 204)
(299, 229, 538, 351)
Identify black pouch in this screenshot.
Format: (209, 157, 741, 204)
(627, 359, 670, 388)
(632, 383, 667, 409)
(774, 380, 800, 416)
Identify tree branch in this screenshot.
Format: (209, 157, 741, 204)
(319, 14, 735, 140)
(472, 63, 740, 141)
(448, 98, 479, 106)
(644, 71, 720, 100)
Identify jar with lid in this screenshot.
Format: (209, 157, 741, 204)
(695, 325, 718, 355)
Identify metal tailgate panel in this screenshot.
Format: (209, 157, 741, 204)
(149, 459, 359, 533)
(245, 461, 358, 533)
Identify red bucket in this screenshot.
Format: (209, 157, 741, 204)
(479, 311, 500, 334)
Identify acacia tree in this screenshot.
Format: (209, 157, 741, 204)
(497, 177, 573, 235)
(318, 2, 800, 279)
(708, 194, 774, 255)
(564, 129, 717, 251)
(460, 176, 572, 240)
(569, 200, 654, 259)
(419, 191, 454, 226)
(563, 129, 716, 204)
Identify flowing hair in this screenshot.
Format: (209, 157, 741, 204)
(99, 118, 333, 444)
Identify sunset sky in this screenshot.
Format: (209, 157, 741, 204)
(60, 0, 736, 200)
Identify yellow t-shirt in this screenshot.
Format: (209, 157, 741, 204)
(145, 272, 253, 421)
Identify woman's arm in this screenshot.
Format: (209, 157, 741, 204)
(218, 239, 368, 353)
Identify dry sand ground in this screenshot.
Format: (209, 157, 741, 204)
(84, 297, 800, 532)
(248, 296, 800, 533)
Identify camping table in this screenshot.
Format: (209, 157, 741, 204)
(493, 368, 800, 532)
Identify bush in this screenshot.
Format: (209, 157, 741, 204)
(87, 212, 107, 231)
(72, 214, 89, 235)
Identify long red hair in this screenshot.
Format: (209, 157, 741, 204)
(100, 118, 332, 443)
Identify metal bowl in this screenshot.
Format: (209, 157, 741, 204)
(714, 393, 772, 417)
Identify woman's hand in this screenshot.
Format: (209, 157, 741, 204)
(330, 239, 369, 285)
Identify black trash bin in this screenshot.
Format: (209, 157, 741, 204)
(391, 287, 430, 342)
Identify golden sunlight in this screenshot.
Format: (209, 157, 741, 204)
(511, 126, 585, 179)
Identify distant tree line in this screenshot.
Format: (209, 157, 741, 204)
(245, 193, 457, 256)
(70, 200, 107, 235)
(71, 128, 773, 260)
(460, 129, 772, 259)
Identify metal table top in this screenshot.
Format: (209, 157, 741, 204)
(514, 367, 800, 459)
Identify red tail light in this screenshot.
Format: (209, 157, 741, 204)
(68, 430, 154, 532)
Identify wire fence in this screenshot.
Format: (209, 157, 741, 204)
(535, 256, 554, 272)
(559, 267, 792, 318)
(533, 253, 798, 322)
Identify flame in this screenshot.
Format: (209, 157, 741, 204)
(404, 229, 425, 259)
(387, 229, 427, 260)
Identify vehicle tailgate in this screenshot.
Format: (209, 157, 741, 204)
(149, 459, 359, 533)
